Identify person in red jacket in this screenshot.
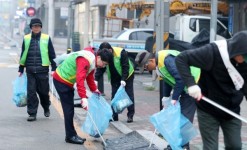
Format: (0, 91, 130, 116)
(53, 48, 112, 145)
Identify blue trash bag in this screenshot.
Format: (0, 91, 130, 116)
(111, 86, 133, 114)
(180, 114, 198, 145)
(12, 73, 27, 107)
(81, 93, 113, 138)
(150, 102, 198, 150)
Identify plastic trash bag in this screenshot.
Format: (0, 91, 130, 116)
(81, 93, 112, 138)
(111, 86, 133, 114)
(12, 73, 27, 107)
(53, 53, 70, 66)
(150, 102, 197, 150)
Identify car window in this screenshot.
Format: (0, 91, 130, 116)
(189, 18, 196, 32)
(199, 19, 210, 31)
(129, 31, 153, 40)
(129, 32, 137, 40)
(112, 30, 126, 38)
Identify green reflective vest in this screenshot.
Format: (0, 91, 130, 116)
(106, 47, 134, 80)
(157, 50, 201, 90)
(56, 51, 95, 85)
(20, 33, 50, 66)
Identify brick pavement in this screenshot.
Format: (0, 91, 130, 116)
(103, 72, 247, 150)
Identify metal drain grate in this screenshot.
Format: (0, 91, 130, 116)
(104, 131, 159, 150)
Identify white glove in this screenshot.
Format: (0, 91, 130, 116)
(120, 80, 126, 87)
(171, 100, 177, 105)
(162, 97, 170, 108)
(94, 80, 98, 86)
(188, 85, 202, 101)
(50, 71, 54, 76)
(18, 72, 23, 77)
(81, 98, 88, 111)
(93, 89, 101, 95)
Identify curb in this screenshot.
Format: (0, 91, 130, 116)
(110, 121, 167, 150)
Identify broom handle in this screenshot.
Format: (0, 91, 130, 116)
(87, 111, 107, 146)
(202, 96, 247, 123)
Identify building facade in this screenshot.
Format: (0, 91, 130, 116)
(34, 0, 247, 50)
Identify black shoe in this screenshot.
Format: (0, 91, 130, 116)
(164, 145, 172, 150)
(127, 117, 133, 123)
(75, 135, 86, 142)
(65, 135, 86, 145)
(113, 115, 118, 121)
(182, 146, 190, 150)
(27, 115, 36, 121)
(44, 109, 50, 117)
(164, 145, 189, 150)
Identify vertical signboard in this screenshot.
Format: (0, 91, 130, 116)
(228, 4, 234, 34)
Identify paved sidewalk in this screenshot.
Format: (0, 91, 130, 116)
(9, 33, 247, 149)
(101, 72, 247, 150)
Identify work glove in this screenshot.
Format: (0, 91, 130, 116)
(94, 80, 98, 86)
(171, 100, 177, 105)
(50, 71, 54, 76)
(81, 98, 88, 111)
(120, 80, 126, 87)
(18, 72, 22, 77)
(93, 89, 101, 95)
(188, 85, 202, 101)
(162, 97, 170, 108)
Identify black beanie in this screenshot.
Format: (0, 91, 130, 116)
(29, 18, 42, 28)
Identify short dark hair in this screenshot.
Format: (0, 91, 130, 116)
(96, 48, 112, 63)
(99, 42, 112, 50)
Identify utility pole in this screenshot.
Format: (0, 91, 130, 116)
(48, 0, 54, 39)
(210, 0, 218, 42)
(67, 0, 72, 50)
(155, 0, 170, 110)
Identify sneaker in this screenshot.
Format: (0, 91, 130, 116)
(44, 109, 50, 117)
(27, 115, 36, 121)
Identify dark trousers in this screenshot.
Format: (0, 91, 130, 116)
(111, 74, 135, 120)
(180, 93, 197, 148)
(180, 93, 196, 123)
(53, 79, 77, 138)
(27, 73, 50, 116)
(197, 108, 242, 150)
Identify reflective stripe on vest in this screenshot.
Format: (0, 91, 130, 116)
(56, 51, 95, 85)
(20, 33, 50, 66)
(106, 47, 134, 80)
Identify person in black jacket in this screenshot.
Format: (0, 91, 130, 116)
(18, 18, 56, 121)
(94, 42, 135, 123)
(175, 31, 247, 150)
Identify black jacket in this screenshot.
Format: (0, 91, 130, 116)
(95, 48, 132, 84)
(175, 31, 247, 119)
(18, 32, 56, 73)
